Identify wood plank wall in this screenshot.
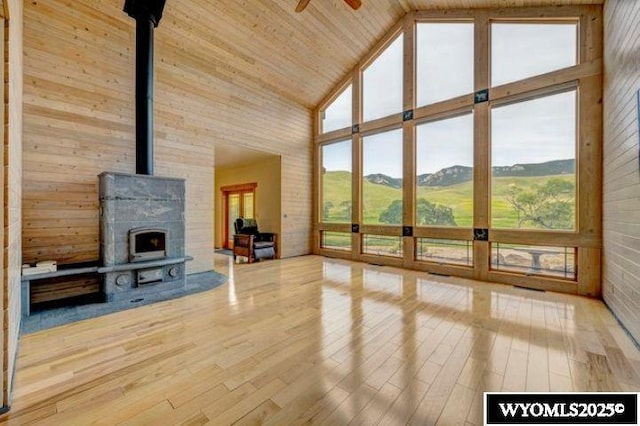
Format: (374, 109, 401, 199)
(22, 0, 312, 273)
(281, 145, 313, 257)
(0, 0, 5, 406)
(3, 0, 22, 405)
(602, 0, 640, 342)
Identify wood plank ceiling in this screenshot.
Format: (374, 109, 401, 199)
(157, 0, 603, 110)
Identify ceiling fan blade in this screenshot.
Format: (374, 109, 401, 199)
(343, 0, 362, 10)
(295, 0, 311, 12)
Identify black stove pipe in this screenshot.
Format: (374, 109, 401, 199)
(124, 0, 166, 176)
(135, 18, 154, 175)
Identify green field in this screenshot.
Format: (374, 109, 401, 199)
(322, 171, 575, 229)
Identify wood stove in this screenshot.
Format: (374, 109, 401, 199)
(129, 228, 168, 262)
(99, 172, 188, 302)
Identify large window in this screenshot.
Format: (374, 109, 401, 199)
(321, 140, 352, 223)
(491, 22, 578, 87)
(416, 238, 473, 266)
(362, 129, 403, 225)
(321, 84, 352, 133)
(416, 22, 474, 107)
(316, 9, 601, 292)
(321, 232, 351, 251)
(416, 113, 474, 227)
(491, 243, 576, 280)
(362, 235, 403, 258)
(491, 90, 577, 230)
(362, 34, 403, 122)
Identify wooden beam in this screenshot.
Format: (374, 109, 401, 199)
(490, 60, 601, 101)
(317, 223, 351, 232)
(413, 227, 473, 240)
(402, 14, 416, 268)
(473, 10, 490, 283)
(413, 95, 474, 122)
(359, 225, 402, 237)
(351, 68, 362, 259)
(315, 127, 351, 144)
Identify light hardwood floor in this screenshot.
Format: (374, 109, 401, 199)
(2, 254, 639, 425)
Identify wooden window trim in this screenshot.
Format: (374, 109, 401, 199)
(314, 5, 602, 296)
(220, 182, 257, 193)
(221, 183, 257, 249)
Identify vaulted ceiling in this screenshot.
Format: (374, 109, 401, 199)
(159, 0, 603, 110)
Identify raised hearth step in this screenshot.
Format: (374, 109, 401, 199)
(97, 256, 193, 273)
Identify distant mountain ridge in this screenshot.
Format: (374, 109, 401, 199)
(417, 165, 473, 187)
(492, 159, 575, 177)
(362, 159, 575, 188)
(364, 173, 403, 189)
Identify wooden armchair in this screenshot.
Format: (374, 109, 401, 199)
(233, 218, 277, 263)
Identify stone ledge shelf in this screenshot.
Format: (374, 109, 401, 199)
(97, 256, 193, 274)
(21, 256, 194, 317)
(21, 266, 99, 282)
(21, 256, 194, 282)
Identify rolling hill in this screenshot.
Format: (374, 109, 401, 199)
(323, 159, 576, 229)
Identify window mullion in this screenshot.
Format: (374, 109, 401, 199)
(352, 68, 362, 258)
(403, 17, 416, 267)
(473, 11, 491, 282)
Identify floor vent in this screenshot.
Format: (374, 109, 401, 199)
(513, 285, 545, 292)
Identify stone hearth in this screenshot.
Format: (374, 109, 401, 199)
(20, 171, 229, 332)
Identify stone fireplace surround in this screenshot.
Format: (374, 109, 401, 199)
(99, 172, 189, 302)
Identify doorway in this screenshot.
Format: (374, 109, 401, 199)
(222, 183, 257, 249)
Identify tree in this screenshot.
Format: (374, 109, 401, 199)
(323, 201, 334, 219)
(416, 198, 457, 226)
(504, 178, 574, 229)
(339, 200, 352, 221)
(379, 198, 457, 226)
(378, 200, 402, 224)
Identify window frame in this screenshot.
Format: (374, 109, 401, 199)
(360, 125, 404, 227)
(489, 19, 580, 88)
(313, 6, 602, 296)
(319, 138, 354, 225)
(414, 108, 475, 230)
(360, 30, 405, 123)
(319, 81, 353, 135)
(488, 82, 580, 232)
(415, 19, 476, 108)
